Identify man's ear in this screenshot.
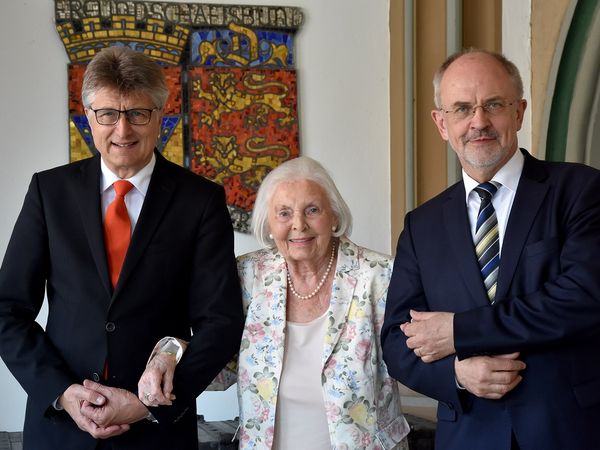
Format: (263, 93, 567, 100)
(431, 109, 449, 141)
(515, 98, 527, 131)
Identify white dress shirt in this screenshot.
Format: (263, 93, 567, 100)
(100, 154, 156, 232)
(454, 149, 525, 391)
(463, 149, 525, 254)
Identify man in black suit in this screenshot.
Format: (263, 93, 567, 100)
(0, 46, 244, 449)
(382, 49, 600, 450)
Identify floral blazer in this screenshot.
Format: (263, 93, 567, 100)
(212, 236, 409, 450)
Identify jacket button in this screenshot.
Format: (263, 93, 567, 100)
(105, 322, 116, 332)
(92, 372, 100, 382)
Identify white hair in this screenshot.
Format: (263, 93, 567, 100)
(251, 156, 353, 248)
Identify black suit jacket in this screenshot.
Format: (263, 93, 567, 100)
(382, 150, 600, 450)
(0, 152, 244, 450)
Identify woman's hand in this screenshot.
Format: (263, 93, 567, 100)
(138, 352, 178, 407)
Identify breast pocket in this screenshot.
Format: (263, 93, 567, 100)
(523, 236, 561, 258)
(515, 237, 561, 293)
(144, 241, 176, 256)
(573, 377, 600, 409)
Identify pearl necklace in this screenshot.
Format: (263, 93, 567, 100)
(287, 242, 336, 300)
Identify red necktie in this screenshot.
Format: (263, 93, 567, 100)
(104, 180, 134, 288)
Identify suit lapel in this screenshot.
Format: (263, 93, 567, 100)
(496, 152, 549, 301)
(322, 237, 357, 366)
(443, 184, 490, 306)
(113, 153, 176, 298)
(74, 156, 113, 297)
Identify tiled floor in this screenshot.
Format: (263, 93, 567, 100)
(0, 432, 21, 450)
(0, 414, 434, 449)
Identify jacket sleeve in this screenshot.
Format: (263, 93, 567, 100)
(152, 186, 244, 423)
(0, 174, 76, 417)
(381, 213, 466, 412)
(200, 252, 259, 392)
(371, 256, 411, 445)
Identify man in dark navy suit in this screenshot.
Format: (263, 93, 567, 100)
(382, 49, 600, 450)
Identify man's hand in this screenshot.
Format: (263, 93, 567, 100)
(400, 310, 455, 362)
(58, 384, 130, 439)
(138, 352, 177, 407)
(455, 353, 526, 399)
(80, 379, 149, 427)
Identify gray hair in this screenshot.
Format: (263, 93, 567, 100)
(251, 156, 353, 248)
(82, 46, 169, 109)
(432, 48, 524, 108)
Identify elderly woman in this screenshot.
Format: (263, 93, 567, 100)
(139, 157, 409, 449)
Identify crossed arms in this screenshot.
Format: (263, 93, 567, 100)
(381, 167, 600, 405)
(400, 310, 525, 399)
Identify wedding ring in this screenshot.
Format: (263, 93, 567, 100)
(144, 393, 152, 401)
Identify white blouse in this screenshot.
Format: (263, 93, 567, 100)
(273, 311, 331, 449)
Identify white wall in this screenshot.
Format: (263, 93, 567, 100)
(502, 0, 532, 151)
(0, 0, 391, 430)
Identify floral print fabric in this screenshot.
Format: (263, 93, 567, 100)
(212, 237, 409, 449)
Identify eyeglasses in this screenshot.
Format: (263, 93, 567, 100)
(440, 100, 519, 121)
(89, 108, 158, 126)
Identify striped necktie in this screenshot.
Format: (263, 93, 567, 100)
(473, 182, 500, 303)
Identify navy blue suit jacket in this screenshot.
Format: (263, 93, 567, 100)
(0, 152, 244, 450)
(382, 150, 600, 450)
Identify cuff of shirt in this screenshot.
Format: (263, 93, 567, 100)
(147, 336, 184, 365)
(53, 397, 64, 410)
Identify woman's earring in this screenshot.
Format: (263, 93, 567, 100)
(269, 233, 274, 240)
(331, 225, 337, 232)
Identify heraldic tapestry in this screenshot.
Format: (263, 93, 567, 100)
(56, 1, 303, 232)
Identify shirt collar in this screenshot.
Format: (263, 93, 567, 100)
(100, 153, 156, 196)
(463, 149, 524, 202)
